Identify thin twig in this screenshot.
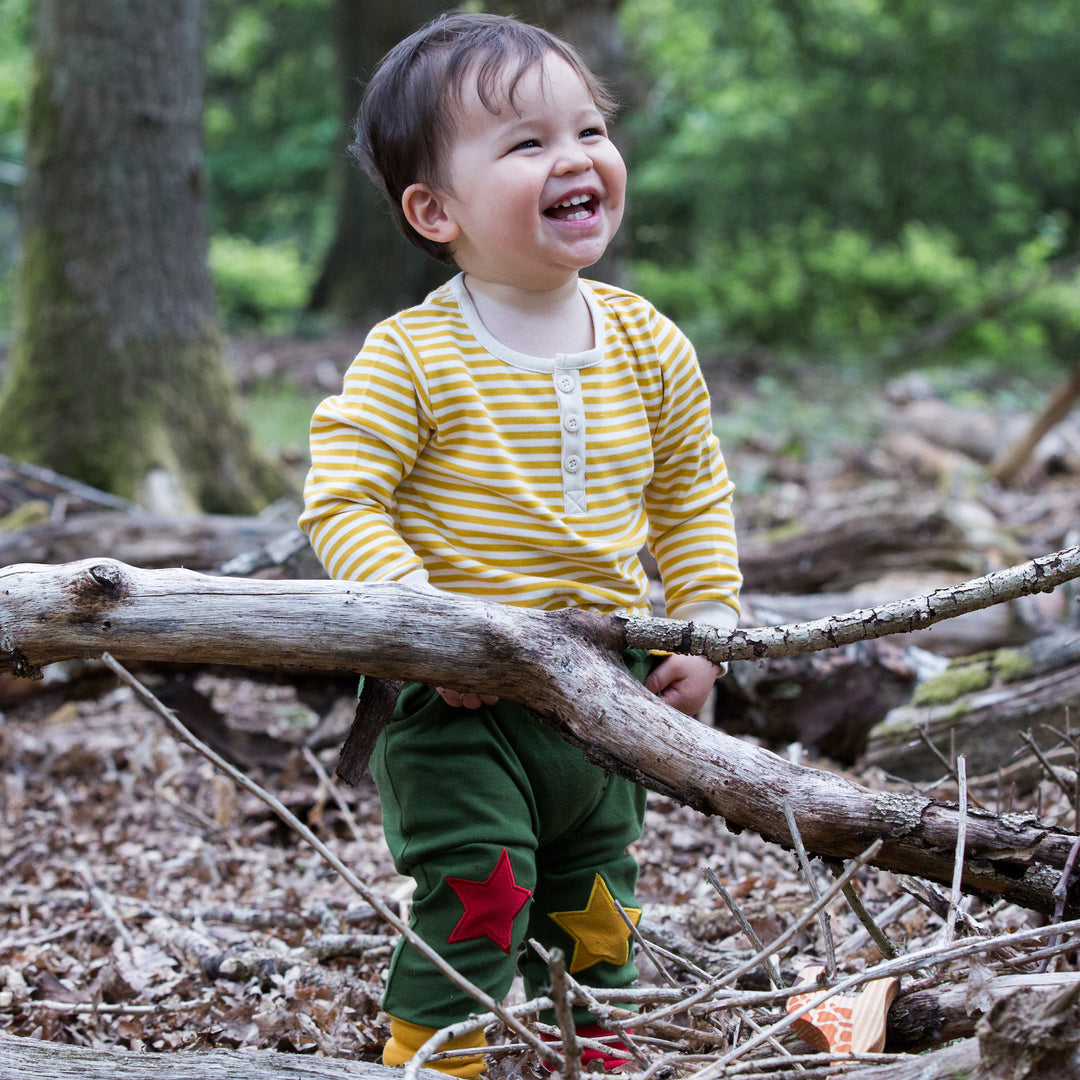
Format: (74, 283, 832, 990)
(826, 861, 902, 961)
(632, 842, 882, 1030)
(918, 729, 987, 810)
(101, 653, 559, 1071)
(784, 798, 836, 979)
(637, 934, 713, 982)
(942, 754, 969, 946)
(12, 997, 213, 1016)
(1044, 832, 1080, 972)
(703, 913, 1080, 1072)
(615, 898, 681, 989)
(301, 745, 367, 848)
(1019, 728, 1078, 805)
(528, 938, 647, 1066)
(703, 865, 784, 990)
(73, 859, 135, 949)
(918, 725, 956, 776)
(549, 948, 583, 1080)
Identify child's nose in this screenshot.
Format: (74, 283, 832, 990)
(553, 141, 592, 174)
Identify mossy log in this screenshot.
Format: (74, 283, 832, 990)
(863, 631, 1080, 782)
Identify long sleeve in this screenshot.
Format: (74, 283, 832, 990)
(641, 308, 741, 629)
(299, 324, 432, 586)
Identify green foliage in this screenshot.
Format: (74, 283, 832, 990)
(3, 0, 1080, 355)
(209, 234, 311, 332)
(621, 0, 1080, 366)
(202, 0, 338, 329)
(204, 0, 338, 256)
(0, 0, 29, 164)
(0, 0, 29, 340)
(242, 377, 326, 461)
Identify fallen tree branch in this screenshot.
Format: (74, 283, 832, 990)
(989, 361, 1080, 486)
(2, 549, 1080, 918)
(0, 1030, 395, 1079)
(626, 543, 1080, 663)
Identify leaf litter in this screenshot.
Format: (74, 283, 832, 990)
(2, 662, 1077, 1077)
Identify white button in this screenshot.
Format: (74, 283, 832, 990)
(564, 455, 582, 473)
(556, 374, 576, 393)
(563, 414, 581, 433)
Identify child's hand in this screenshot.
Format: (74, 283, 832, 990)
(644, 654, 724, 716)
(436, 687, 500, 709)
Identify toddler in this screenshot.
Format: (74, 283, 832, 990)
(300, 11, 741, 1074)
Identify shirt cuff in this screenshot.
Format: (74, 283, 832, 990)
(398, 567, 437, 591)
(667, 600, 740, 631)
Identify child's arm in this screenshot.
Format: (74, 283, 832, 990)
(642, 306, 742, 701)
(435, 687, 500, 709)
(300, 327, 432, 587)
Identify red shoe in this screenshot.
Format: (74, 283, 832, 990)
(541, 1025, 632, 1072)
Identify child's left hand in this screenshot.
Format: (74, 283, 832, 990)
(644, 654, 724, 716)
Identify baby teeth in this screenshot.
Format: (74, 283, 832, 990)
(555, 195, 590, 208)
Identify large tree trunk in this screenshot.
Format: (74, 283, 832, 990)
(3, 554, 1080, 918)
(0, 0, 286, 514)
(306, 0, 448, 322)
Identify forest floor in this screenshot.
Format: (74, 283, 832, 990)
(2, 336, 1080, 1076)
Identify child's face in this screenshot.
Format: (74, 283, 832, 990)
(407, 52, 626, 292)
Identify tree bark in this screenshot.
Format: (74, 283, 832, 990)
(0, 513, 313, 574)
(0, 1030, 392, 1079)
(738, 492, 1017, 594)
(306, 0, 448, 322)
(2, 551, 1080, 917)
(861, 980, 1080, 1079)
(0, 0, 287, 513)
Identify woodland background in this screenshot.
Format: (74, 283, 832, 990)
(1, 1, 1080, 1078)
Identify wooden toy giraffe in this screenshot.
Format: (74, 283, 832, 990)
(786, 964, 900, 1057)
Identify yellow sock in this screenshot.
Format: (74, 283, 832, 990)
(383, 1015, 487, 1078)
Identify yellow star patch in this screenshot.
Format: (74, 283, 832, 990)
(548, 874, 641, 974)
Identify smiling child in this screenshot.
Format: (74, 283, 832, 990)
(299, 12, 741, 1074)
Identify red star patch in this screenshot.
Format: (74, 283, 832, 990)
(445, 848, 532, 954)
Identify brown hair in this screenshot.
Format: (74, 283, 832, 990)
(351, 11, 616, 263)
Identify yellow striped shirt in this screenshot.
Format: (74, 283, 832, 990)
(299, 274, 741, 628)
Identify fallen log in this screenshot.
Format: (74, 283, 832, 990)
(885, 972, 1080, 1054)
(737, 492, 1019, 594)
(0, 510, 321, 576)
(858, 979, 1080, 1080)
(864, 630, 1080, 781)
(714, 639, 918, 763)
(2, 551, 1080, 917)
(0, 1030, 393, 1079)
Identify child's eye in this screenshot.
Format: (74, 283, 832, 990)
(512, 138, 541, 151)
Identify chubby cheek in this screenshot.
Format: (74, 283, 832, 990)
(608, 156, 628, 211)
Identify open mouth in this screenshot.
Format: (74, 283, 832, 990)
(544, 194, 597, 222)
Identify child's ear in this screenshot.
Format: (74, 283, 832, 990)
(402, 183, 461, 245)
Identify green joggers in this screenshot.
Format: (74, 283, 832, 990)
(370, 651, 652, 1028)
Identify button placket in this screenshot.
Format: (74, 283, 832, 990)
(553, 366, 587, 514)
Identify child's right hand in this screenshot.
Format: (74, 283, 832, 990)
(436, 687, 500, 709)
